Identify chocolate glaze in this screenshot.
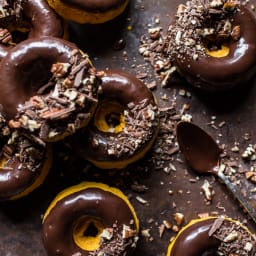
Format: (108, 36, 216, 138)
(0, 132, 49, 200)
(175, 6, 256, 91)
(0, 0, 64, 59)
(61, 0, 127, 12)
(0, 37, 79, 120)
(73, 70, 159, 163)
(0, 158, 40, 200)
(169, 219, 220, 256)
(42, 187, 137, 256)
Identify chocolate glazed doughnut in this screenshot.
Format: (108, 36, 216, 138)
(42, 182, 139, 256)
(0, 0, 64, 59)
(0, 114, 52, 201)
(0, 37, 82, 119)
(73, 70, 159, 169)
(47, 0, 129, 23)
(0, 37, 100, 142)
(164, 3, 256, 91)
(167, 217, 256, 256)
(62, 0, 127, 11)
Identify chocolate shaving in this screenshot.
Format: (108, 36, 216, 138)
(37, 79, 55, 95)
(94, 99, 159, 158)
(74, 66, 85, 87)
(0, 28, 12, 44)
(70, 59, 89, 77)
(9, 51, 100, 141)
(0, 130, 47, 172)
(163, 0, 242, 60)
(209, 218, 256, 255)
(88, 221, 138, 256)
(208, 217, 225, 236)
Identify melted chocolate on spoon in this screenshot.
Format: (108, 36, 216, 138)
(176, 121, 256, 224)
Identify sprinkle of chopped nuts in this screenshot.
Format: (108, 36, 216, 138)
(173, 213, 184, 226)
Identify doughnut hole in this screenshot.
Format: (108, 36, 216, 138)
(19, 58, 53, 98)
(73, 216, 104, 251)
(4, 20, 30, 43)
(93, 101, 125, 133)
(0, 156, 6, 168)
(206, 44, 230, 58)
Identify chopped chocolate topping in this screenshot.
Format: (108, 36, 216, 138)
(88, 221, 138, 256)
(1, 130, 46, 173)
(0, 28, 12, 44)
(9, 50, 100, 141)
(163, 0, 243, 61)
(139, 0, 249, 86)
(0, 0, 22, 27)
(95, 98, 159, 158)
(209, 218, 256, 255)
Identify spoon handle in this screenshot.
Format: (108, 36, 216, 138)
(218, 171, 256, 224)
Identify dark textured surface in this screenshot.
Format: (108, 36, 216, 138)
(1, 0, 256, 255)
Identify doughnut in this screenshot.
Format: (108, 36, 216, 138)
(0, 37, 101, 142)
(0, 114, 52, 201)
(163, 1, 256, 91)
(73, 70, 159, 169)
(42, 182, 139, 256)
(167, 216, 256, 256)
(0, 0, 65, 60)
(47, 0, 129, 24)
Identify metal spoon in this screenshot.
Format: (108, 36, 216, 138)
(176, 121, 256, 224)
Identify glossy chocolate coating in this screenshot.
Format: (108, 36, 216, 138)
(62, 0, 127, 11)
(0, 0, 64, 59)
(100, 70, 155, 106)
(0, 133, 49, 201)
(175, 6, 256, 91)
(169, 219, 220, 256)
(0, 37, 79, 119)
(74, 70, 158, 162)
(42, 187, 137, 256)
(0, 159, 40, 200)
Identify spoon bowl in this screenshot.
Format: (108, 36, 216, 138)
(176, 121, 256, 224)
(176, 121, 222, 174)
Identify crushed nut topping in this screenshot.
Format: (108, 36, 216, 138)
(139, 0, 247, 86)
(0, 28, 12, 44)
(1, 129, 46, 173)
(90, 98, 159, 158)
(163, 0, 243, 61)
(209, 218, 256, 255)
(88, 221, 138, 256)
(8, 50, 101, 141)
